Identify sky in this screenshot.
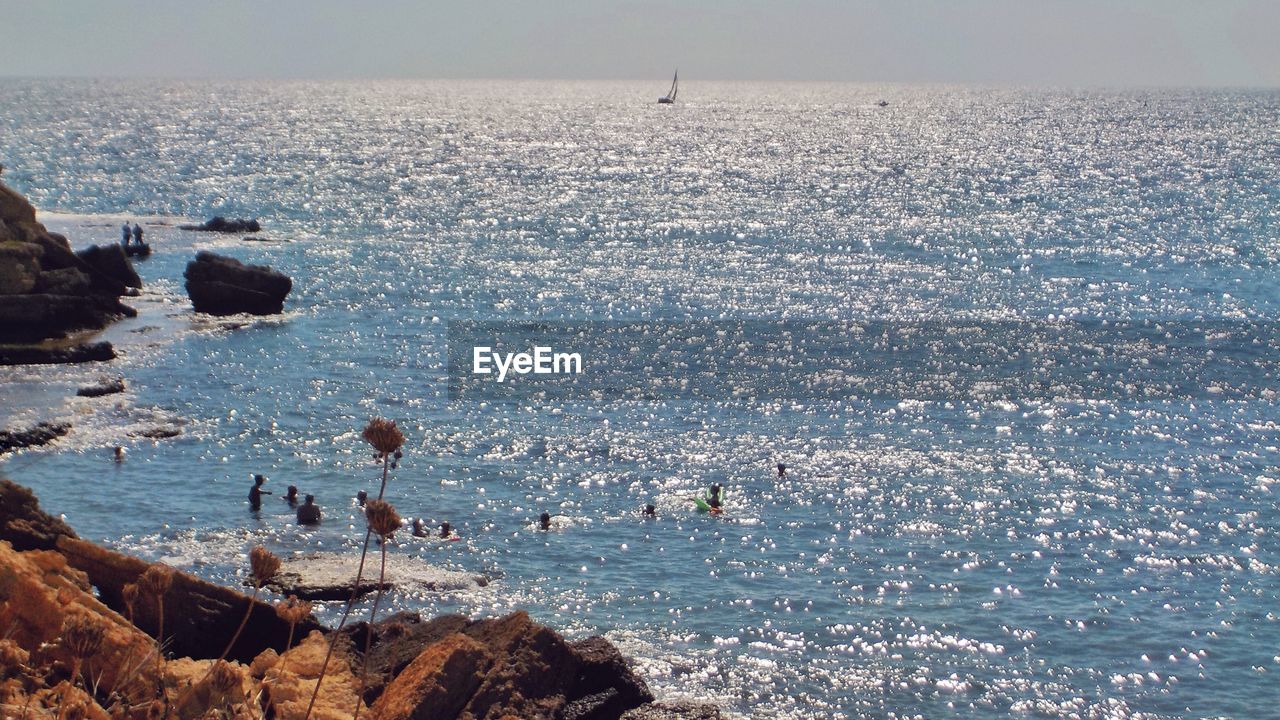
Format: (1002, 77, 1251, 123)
(1, 0, 1278, 87)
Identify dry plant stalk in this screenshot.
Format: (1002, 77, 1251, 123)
(303, 417, 404, 720)
(354, 500, 402, 720)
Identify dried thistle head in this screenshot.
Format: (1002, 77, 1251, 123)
(273, 595, 312, 626)
(365, 499, 402, 539)
(362, 417, 405, 456)
(139, 564, 174, 597)
(248, 546, 281, 586)
(122, 582, 140, 616)
(209, 660, 239, 693)
(62, 615, 105, 659)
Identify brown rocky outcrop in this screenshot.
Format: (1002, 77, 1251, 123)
(0, 179, 138, 356)
(57, 536, 321, 664)
(370, 633, 493, 720)
(356, 610, 654, 720)
(0, 477, 709, 719)
(184, 251, 292, 315)
(0, 477, 78, 549)
(0, 540, 162, 701)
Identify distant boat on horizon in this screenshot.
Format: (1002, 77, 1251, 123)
(658, 70, 678, 104)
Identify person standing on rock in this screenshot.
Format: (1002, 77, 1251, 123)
(248, 473, 271, 511)
(121, 222, 132, 247)
(132, 222, 144, 246)
(297, 494, 322, 525)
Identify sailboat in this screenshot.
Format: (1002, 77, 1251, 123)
(657, 70, 678, 104)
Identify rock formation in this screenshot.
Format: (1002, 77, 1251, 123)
(184, 251, 292, 316)
(0, 421, 72, 455)
(269, 552, 488, 601)
(0, 477, 721, 719)
(179, 216, 261, 233)
(0, 179, 137, 358)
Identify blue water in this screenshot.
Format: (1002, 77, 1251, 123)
(2, 79, 1279, 719)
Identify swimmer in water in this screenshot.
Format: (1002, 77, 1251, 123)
(356, 490, 368, 506)
(643, 503, 656, 518)
(297, 495, 322, 525)
(439, 521, 452, 539)
(113, 446, 125, 463)
(707, 483, 723, 510)
(284, 485, 299, 507)
(248, 474, 271, 511)
(412, 518, 428, 537)
(777, 463, 787, 478)
(539, 511, 552, 531)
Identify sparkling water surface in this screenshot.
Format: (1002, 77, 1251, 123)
(2, 79, 1279, 719)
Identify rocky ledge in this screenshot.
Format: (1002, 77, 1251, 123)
(269, 552, 489, 601)
(185, 251, 292, 316)
(0, 179, 139, 363)
(179, 216, 262, 233)
(0, 477, 721, 719)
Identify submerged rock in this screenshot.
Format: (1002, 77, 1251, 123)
(184, 250, 292, 315)
(179, 216, 261, 233)
(0, 421, 71, 455)
(621, 702, 724, 720)
(268, 552, 488, 601)
(76, 376, 126, 397)
(0, 340, 117, 366)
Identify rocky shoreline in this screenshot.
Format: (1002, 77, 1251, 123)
(0, 479, 719, 719)
(0, 180, 139, 364)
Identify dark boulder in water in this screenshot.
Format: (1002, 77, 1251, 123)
(184, 250, 292, 315)
(179, 216, 261, 233)
(77, 243, 142, 289)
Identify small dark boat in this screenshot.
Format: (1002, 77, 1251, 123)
(124, 243, 151, 258)
(876, 100, 889, 107)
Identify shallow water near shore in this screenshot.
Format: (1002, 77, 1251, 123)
(2, 79, 1280, 719)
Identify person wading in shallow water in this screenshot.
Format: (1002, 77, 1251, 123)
(248, 474, 271, 511)
(297, 495, 322, 525)
(539, 511, 552, 531)
(439, 521, 453, 539)
(412, 518, 429, 537)
(777, 463, 788, 478)
(283, 485, 299, 507)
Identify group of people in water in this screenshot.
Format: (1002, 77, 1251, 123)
(120, 221, 146, 249)
(249, 474, 321, 524)
(240, 462, 792, 535)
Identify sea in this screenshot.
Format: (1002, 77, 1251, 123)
(1, 79, 1278, 719)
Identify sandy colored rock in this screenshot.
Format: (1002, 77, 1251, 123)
(164, 657, 257, 720)
(0, 540, 161, 699)
(370, 633, 493, 720)
(261, 630, 368, 720)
